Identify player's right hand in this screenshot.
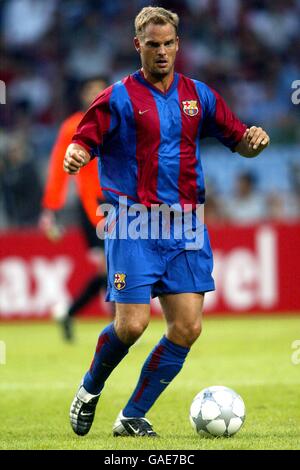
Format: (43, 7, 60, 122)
(63, 143, 91, 175)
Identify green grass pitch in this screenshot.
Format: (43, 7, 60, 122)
(0, 316, 299, 450)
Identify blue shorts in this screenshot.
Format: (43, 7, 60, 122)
(104, 212, 215, 304)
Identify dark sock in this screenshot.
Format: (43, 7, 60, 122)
(123, 336, 190, 417)
(83, 323, 129, 395)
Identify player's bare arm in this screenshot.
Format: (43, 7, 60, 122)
(63, 143, 91, 175)
(235, 126, 270, 158)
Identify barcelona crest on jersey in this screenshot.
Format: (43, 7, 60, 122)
(114, 273, 126, 290)
(182, 100, 199, 117)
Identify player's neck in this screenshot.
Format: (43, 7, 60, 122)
(141, 68, 175, 93)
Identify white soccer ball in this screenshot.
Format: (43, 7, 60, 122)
(189, 386, 246, 437)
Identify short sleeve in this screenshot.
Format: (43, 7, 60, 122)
(72, 85, 116, 154)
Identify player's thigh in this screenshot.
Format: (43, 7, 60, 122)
(160, 292, 205, 321)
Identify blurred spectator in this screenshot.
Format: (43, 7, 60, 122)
(246, 1, 300, 52)
(204, 179, 226, 224)
(66, 36, 112, 80)
(226, 172, 267, 224)
(0, 133, 42, 226)
(3, 0, 58, 49)
(9, 65, 53, 118)
(285, 162, 300, 220)
(263, 162, 300, 221)
(265, 193, 286, 221)
(204, 193, 225, 224)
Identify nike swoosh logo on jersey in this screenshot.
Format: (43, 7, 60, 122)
(139, 109, 150, 115)
(160, 379, 171, 385)
(80, 411, 94, 416)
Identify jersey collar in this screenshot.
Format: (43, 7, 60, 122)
(133, 69, 179, 98)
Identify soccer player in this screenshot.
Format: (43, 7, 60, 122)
(64, 7, 270, 436)
(40, 76, 109, 341)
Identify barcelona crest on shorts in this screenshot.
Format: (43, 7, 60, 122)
(182, 100, 199, 117)
(114, 273, 126, 291)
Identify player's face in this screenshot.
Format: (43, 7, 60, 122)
(135, 23, 179, 79)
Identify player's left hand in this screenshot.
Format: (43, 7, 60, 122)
(245, 126, 270, 153)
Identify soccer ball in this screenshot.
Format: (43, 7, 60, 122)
(189, 386, 246, 437)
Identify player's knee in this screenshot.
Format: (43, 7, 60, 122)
(124, 320, 148, 344)
(171, 321, 202, 347)
(185, 323, 202, 346)
(115, 318, 149, 345)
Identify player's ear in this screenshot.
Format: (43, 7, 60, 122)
(176, 36, 179, 52)
(134, 36, 141, 53)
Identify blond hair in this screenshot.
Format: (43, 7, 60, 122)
(135, 6, 179, 38)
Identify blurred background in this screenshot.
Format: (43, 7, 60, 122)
(0, 0, 300, 319)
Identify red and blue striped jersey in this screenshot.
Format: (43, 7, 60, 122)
(72, 70, 247, 207)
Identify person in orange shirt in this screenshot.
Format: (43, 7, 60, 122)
(40, 76, 109, 341)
